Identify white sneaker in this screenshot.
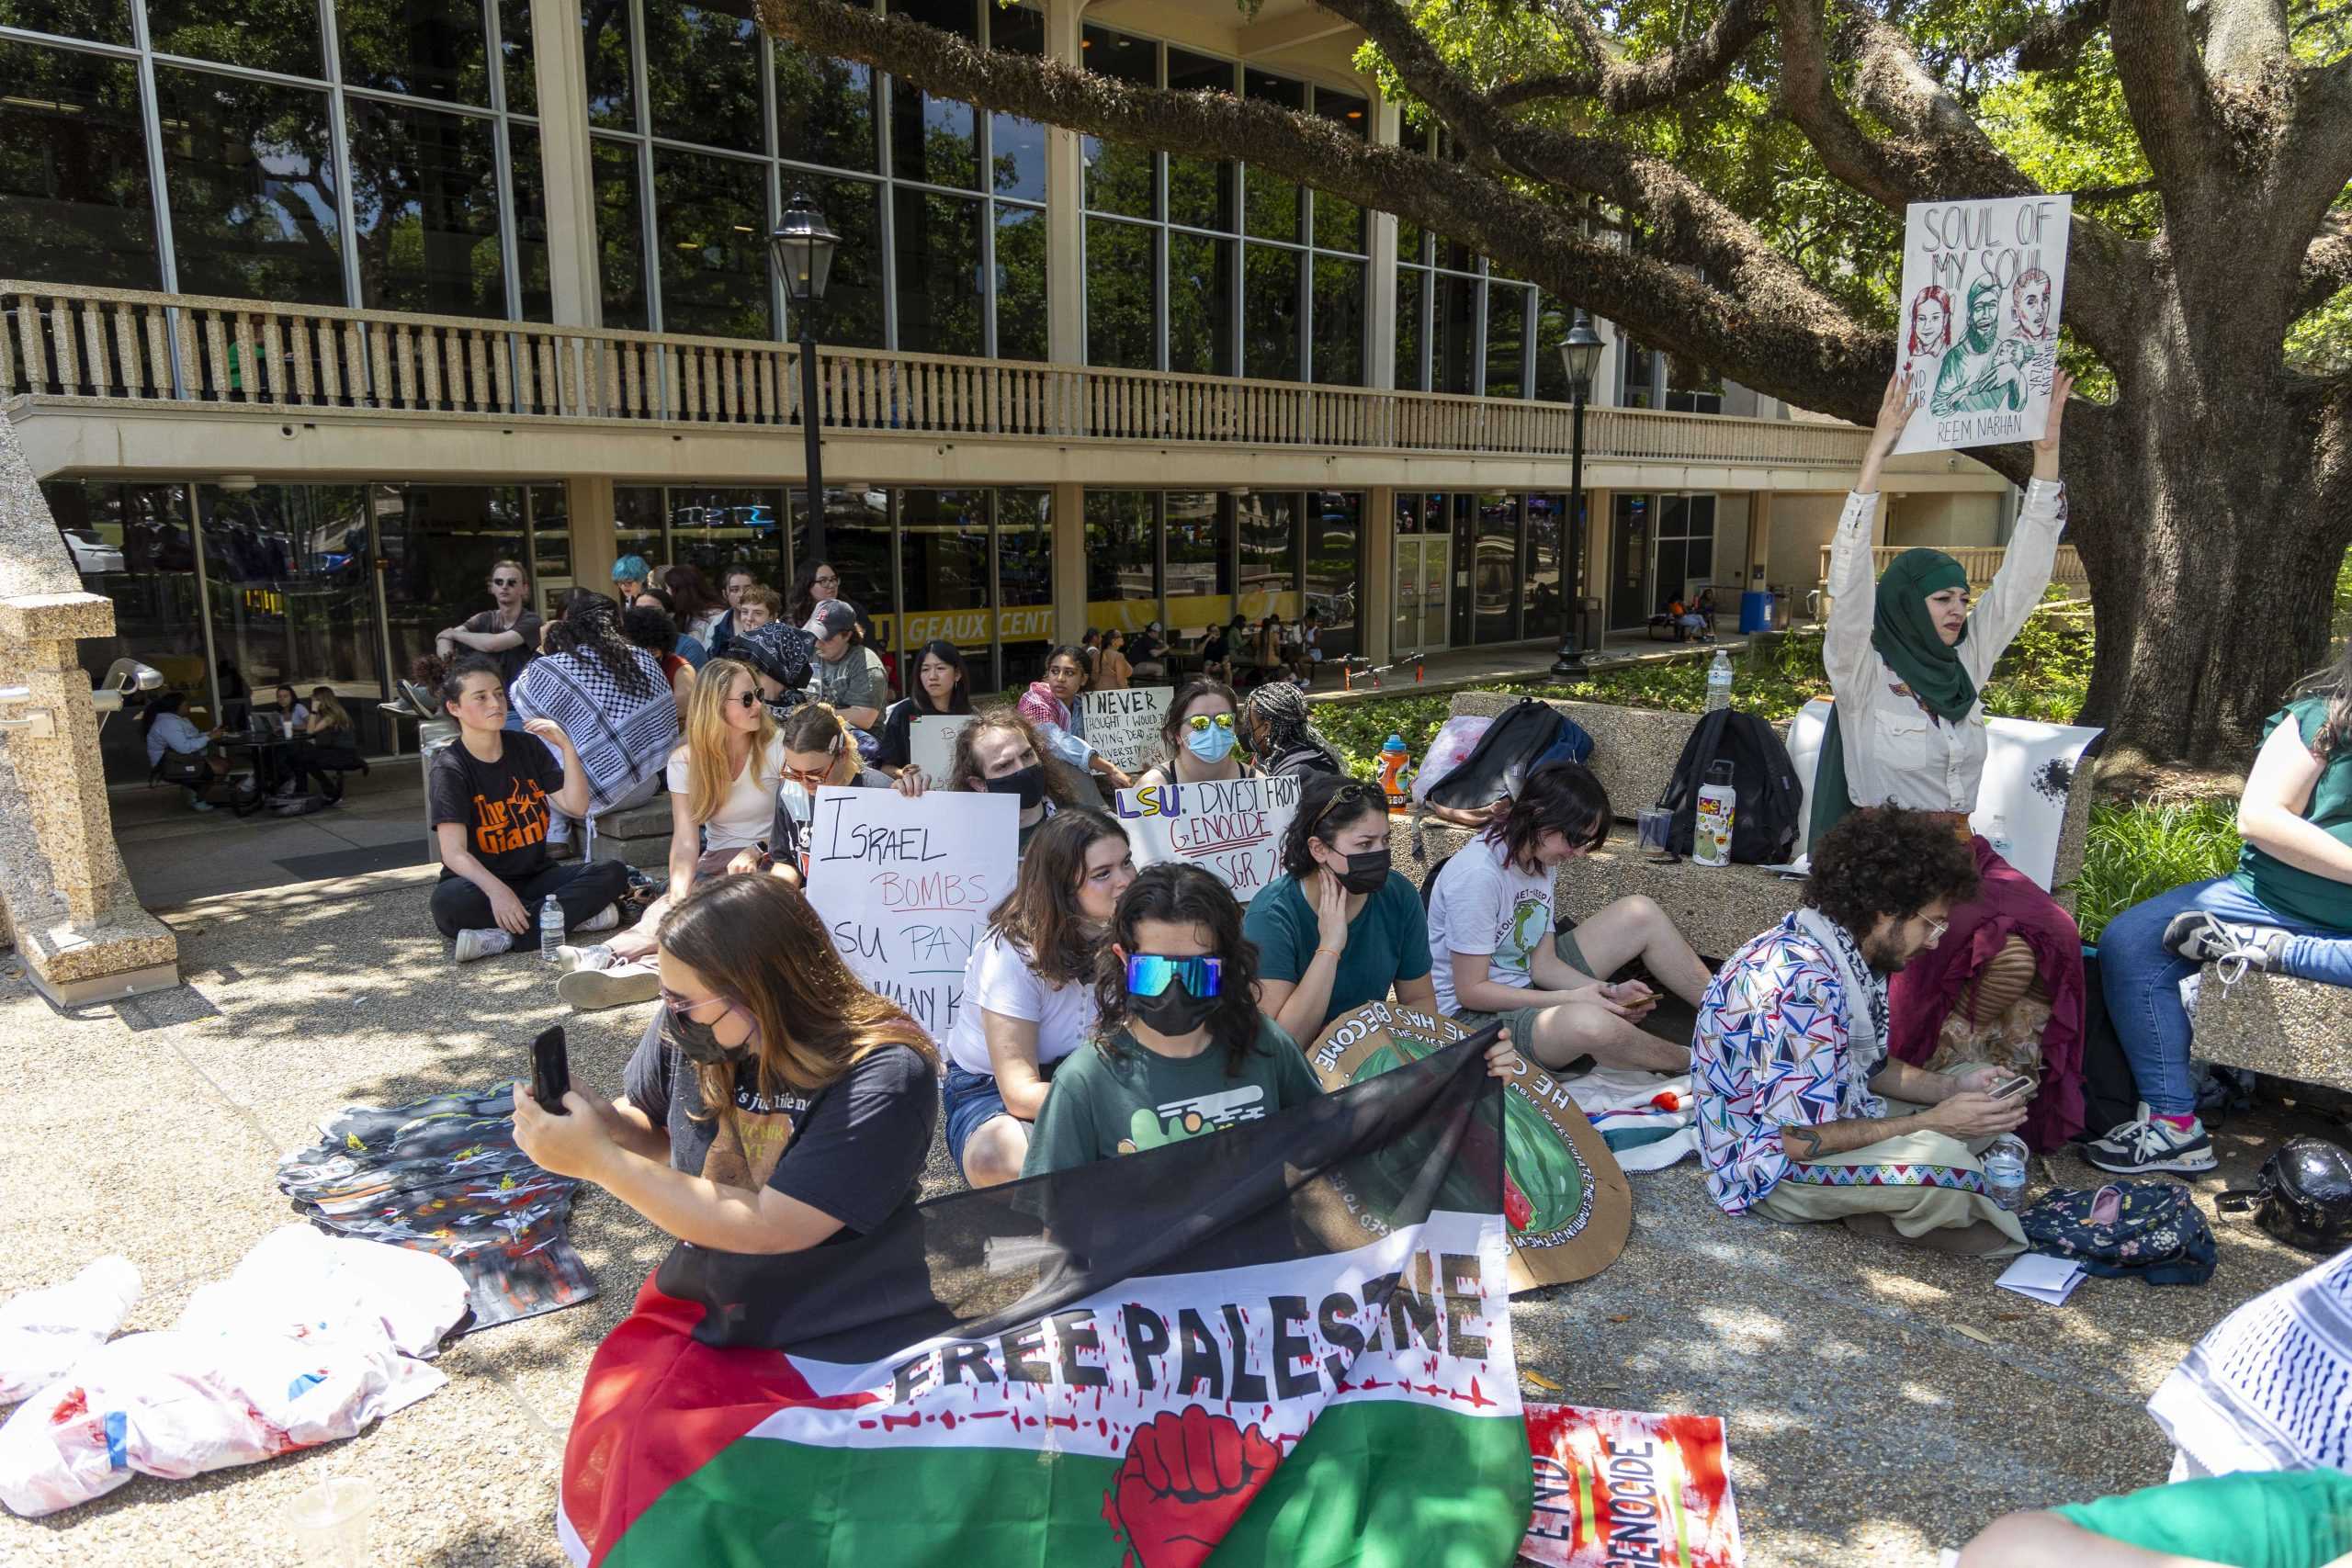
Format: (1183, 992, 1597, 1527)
(553, 942, 616, 975)
(2083, 1105, 2217, 1175)
(575, 904, 621, 933)
(453, 928, 515, 964)
(188, 795, 215, 813)
(557, 961, 660, 1011)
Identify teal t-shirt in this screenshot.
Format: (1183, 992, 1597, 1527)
(2056, 1470, 2352, 1567)
(2233, 697, 2352, 930)
(1243, 870, 1434, 1036)
(1021, 1015, 1319, 1178)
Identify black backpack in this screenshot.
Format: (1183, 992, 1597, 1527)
(1414, 699, 1593, 859)
(1654, 709, 1803, 864)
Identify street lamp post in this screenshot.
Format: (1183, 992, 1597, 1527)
(771, 194, 840, 571)
(1550, 310, 1606, 678)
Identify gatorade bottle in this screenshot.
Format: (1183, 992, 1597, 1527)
(1693, 759, 1736, 867)
(1378, 735, 1413, 815)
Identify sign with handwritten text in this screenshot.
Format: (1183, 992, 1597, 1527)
(908, 714, 975, 787)
(1892, 193, 2071, 455)
(804, 787, 1019, 1041)
(1080, 685, 1170, 773)
(1113, 772, 1302, 905)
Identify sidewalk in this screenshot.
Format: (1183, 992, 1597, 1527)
(112, 760, 435, 908)
(1305, 630, 1756, 707)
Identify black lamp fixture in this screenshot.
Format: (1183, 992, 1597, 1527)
(1550, 309, 1606, 678)
(771, 193, 840, 563)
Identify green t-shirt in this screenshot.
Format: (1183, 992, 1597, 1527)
(1242, 870, 1434, 1037)
(2055, 1469, 2352, 1567)
(1021, 1015, 1320, 1178)
(2233, 697, 2352, 930)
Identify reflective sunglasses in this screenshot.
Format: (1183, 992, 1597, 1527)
(1184, 713, 1236, 734)
(1125, 953, 1224, 998)
(1311, 780, 1380, 830)
(490, 576, 522, 588)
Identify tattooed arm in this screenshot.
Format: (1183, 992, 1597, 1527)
(1779, 1113, 1932, 1162)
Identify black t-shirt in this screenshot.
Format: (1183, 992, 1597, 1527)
(875, 696, 970, 772)
(427, 735, 562, 883)
(464, 607, 543, 691)
(623, 1013, 938, 1239)
(1202, 631, 1229, 661)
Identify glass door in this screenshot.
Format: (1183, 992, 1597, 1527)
(1395, 535, 1451, 656)
(1418, 536, 1451, 652)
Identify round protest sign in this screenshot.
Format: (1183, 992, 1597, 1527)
(1307, 1002, 1631, 1292)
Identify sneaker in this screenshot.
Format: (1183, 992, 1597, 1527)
(453, 927, 515, 964)
(2163, 910, 2290, 986)
(575, 904, 621, 933)
(557, 961, 660, 1012)
(553, 942, 616, 975)
(187, 796, 215, 813)
(2083, 1106, 2218, 1175)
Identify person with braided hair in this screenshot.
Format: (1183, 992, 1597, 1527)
(513, 592, 682, 851)
(1238, 679, 1343, 783)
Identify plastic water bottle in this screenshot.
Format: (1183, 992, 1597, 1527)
(1378, 734, 1413, 816)
(1983, 1134, 2029, 1212)
(1987, 811, 2015, 861)
(540, 893, 564, 962)
(1705, 649, 1734, 712)
(1693, 760, 1736, 868)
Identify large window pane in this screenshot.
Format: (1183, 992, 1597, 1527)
(1081, 25, 1154, 220)
(1485, 280, 1529, 399)
(894, 187, 984, 355)
(1664, 352, 1724, 413)
(339, 0, 492, 106)
(775, 44, 876, 173)
(898, 488, 991, 665)
(793, 486, 894, 657)
(1472, 493, 1519, 644)
(0, 1, 131, 44)
(1396, 215, 1423, 265)
(669, 487, 785, 587)
(1534, 295, 1576, 403)
(1431, 271, 1477, 395)
(797, 175, 885, 347)
(156, 68, 344, 307)
(1164, 49, 1233, 232)
(988, 4, 1046, 201)
(1311, 89, 1366, 253)
(498, 0, 536, 115)
(615, 485, 664, 568)
(1394, 266, 1425, 390)
(1238, 491, 1298, 623)
(1242, 243, 1300, 381)
(512, 123, 551, 320)
(593, 136, 650, 329)
(643, 1, 763, 154)
(201, 481, 387, 747)
(1310, 255, 1363, 387)
(888, 0, 978, 189)
(149, 0, 321, 76)
(375, 483, 527, 681)
(1083, 490, 1156, 635)
(1304, 491, 1360, 661)
(45, 481, 204, 782)
(1241, 71, 1301, 242)
(997, 487, 1053, 692)
(346, 98, 505, 316)
(1164, 490, 1231, 640)
(0, 42, 156, 291)
(528, 483, 573, 615)
(1085, 217, 1155, 370)
(995, 203, 1047, 361)
(582, 0, 634, 129)
(1525, 492, 1566, 640)
(652, 146, 769, 339)
(1167, 233, 1232, 376)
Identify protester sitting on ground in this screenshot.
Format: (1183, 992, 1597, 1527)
(1956, 1472, 2352, 1568)
(610, 554, 652, 605)
(631, 587, 707, 669)
(435, 559, 539, 703)
(802, 600, 887, 731)
(2148, 1236, 2350, 1480)
(661, 564, 727, 649)
(1817, 365, 2086, 1155)
(513, 873, 938, 1252)
(1692, 806, 2030, 1257)
(946, 709, 1078, 855)
(731, 585, 781, 639)
(942, 810, 1136, 1187)
(2087, 651, 2352, 1175)
(555, 657, 789, 1011)
(621, 602, 695, 725)
(427, 656, 631, 963)
(731, 622, 818, 723)
(875, 639, 973, 778)
(1129, 678, 1254, 792)
(768, 701, 922, 880)
(1127, 621, 1166, 682)
(1248, 774, 1435, 1042)
(511, 592, 682, 851)
(1239, 679, 1344, 782)
(1019, 643, 1133, 795)
(707, 566, 758, 656)
(1425, 762, 1714, 1074)
(141, 691, 232, 808)
(1097, 628, 1133, 692)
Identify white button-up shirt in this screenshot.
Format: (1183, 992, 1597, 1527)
(1823, 479, 2066, 814)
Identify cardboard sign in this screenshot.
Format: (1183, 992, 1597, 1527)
(1520, 1404, 1744, 1568)
(802, 787, 1020, 1042)
(907, 713, 975, 787)
(1114, 771, 1302, 906)
(1307, 1002, 1631, 1292)
(1080, 685, 1170, 773)
(1892, 194, 2071, 455)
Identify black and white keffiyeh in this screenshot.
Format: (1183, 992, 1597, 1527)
(512, 647, 679, 814)
(2149, 1244, 2352, 1473)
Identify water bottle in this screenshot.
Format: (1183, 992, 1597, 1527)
(1693, 759, 1736, 868)
(1378, 734, 1413, 816)
(1983, 1134, 2029, 1212)
(1987, 811, 2015, 861)
(1705, 649, 1734, 712)
(540, 893, 564, 962)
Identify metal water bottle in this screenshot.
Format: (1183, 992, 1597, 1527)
(540, 893, 563, 962)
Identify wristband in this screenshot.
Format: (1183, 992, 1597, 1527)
(1315, 946, 1342, 961)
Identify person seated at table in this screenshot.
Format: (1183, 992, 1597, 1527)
(1676, 594, 1713, 640)
(946, 709, 1079, 856)
(631, 587, 707, 669)
(767, 701, 923, 881)
(435, 558, 539, 710)
(1956, 1472, 2352, 1568)
(1249, 774, 1434, 1042)
(1096, 628, 1133, 692)
(141, 691, 232, 810)
(1127, 621, 1166, 682)
(1019, 643, 1133, 795)
(266, 683, 310, 733)
(1424, 762, 1714, 1074)
(621, 601, 695, 726)
(513, 873, 938, 1256)
(1692, 806, 2029, 1257)
(1198, 619, 1238, 685)
(801, 600, 888, 731)
(512, 593, 681, 852)
(875, 639, 972, 779)
(427, 656, 631, 963)
(1128, 679, 1253, 792)
(730, 585, 781, 640)
(303, 688, 358, 761)
(1294, 606, 1324, 686)
(556, 657, 790, 1011)
(942, 810, 1136, 1188)
(250, 684, 312, 796)
(1239, 679, 1344, 782)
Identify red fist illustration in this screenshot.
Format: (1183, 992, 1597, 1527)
(1108, 1406, 1283, 1568)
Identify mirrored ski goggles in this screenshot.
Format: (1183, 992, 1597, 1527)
(1124, 953, 1224, 998)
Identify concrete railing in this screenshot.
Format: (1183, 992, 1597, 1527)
(1816, 542, 2089, 594)
(2, 280, 1875, 467)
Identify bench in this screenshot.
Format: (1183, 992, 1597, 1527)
(2181, 971, 2352, 1092)
(579, 800, 678, 872)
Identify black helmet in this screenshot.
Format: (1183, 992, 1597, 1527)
(2221, 1137, 2352, 1254)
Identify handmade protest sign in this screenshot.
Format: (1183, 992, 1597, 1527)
(1114, 771, 1302, 906)
(1519, 1404, 1744, 1568)
(1308, 1001, 1631, 1292)
(1891, 194, 2072, 455)
(1080, 685, 1170, 773)
(907, 714, 975, 787)
(802, 787, 1018, 1042)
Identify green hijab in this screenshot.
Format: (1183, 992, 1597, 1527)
(1808, 548, 1976, 848)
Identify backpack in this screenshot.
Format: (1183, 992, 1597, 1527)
(1413, 700, 1595, 860)
(1654, 709, 1802, 864)
(2018, 1180, 2218, 1286)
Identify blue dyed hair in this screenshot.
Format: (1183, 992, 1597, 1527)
(611, 554, 651, 585)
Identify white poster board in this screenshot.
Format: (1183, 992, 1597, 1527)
(907, 714, 975, 787)
(1891, 194, 2072, 456)
(1114, 772, 1304, 905)
(803, 787, 1019, 1040)
(1080, 686, 1170, 773)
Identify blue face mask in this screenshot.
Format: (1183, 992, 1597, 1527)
(1185, 721, 1238, 764)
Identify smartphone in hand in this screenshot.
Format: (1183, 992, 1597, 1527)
(1987, 1073, 2034, 1101)
(530, 1024, 571, 1115)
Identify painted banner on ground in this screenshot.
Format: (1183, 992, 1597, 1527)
(907, 714, 975, 787)
(558, 1040, 1532, 1567)
(1520, 1403, 1743, 1568)
(803, 787, 1018, 1042)
(1114, 771, 1302, 906)
(1892, 194, 2072, 455)
(1080, 686, 1170, 773)
(1310, 1002, 1631, 1292)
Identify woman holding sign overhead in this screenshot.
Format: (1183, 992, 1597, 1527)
(946, 711, 1079, 858)
(874, 639, 973, 780)
(1128, 679, 1255, 793)
(1813, 364, 2086, 1151)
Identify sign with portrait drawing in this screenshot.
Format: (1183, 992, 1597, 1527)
(1892, 195, 2071, 455)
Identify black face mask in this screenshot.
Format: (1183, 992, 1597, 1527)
(1130, 982, 1219, 1038)
(1332, 847, 1392, 895)
(662, 1002, 753, 1067)
(984, 763, 1046, 811)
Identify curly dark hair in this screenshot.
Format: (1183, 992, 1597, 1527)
(1806, 807, 1981, 935)
(1485, 761, 1611, 873)
(1091, 863, 1263, 1077)
(1279, 774, 1386, 879)
(620, 602, 679, 657)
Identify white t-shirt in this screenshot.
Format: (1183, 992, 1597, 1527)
(1425, 833, 1555, 1017)
(940, 927, 1099, 1078)
(666, 733, 786, 852)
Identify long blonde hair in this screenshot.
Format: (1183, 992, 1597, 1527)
(306, 687, 353, 732)
(680, 657, 775, 825)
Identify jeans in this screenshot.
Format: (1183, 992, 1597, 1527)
(2098, 875, 2352, 1114)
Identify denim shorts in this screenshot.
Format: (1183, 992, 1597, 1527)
(944, 1061, 1052, 1173)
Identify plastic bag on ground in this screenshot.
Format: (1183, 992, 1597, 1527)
(0, 1256, 141, 1405)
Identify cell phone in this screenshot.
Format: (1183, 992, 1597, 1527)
(1987, 1073, 2034, 1101)
(530, 1024, 571, 1115)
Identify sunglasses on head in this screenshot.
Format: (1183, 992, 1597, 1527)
(1185, 713, 1236, 733)
(1125, 953, 1223, 999)
(1310, 780, 1379, 829)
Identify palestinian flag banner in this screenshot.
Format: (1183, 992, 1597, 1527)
(1519, 1403, 1743, 1568)
(560, 1036, 1532, 1566)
